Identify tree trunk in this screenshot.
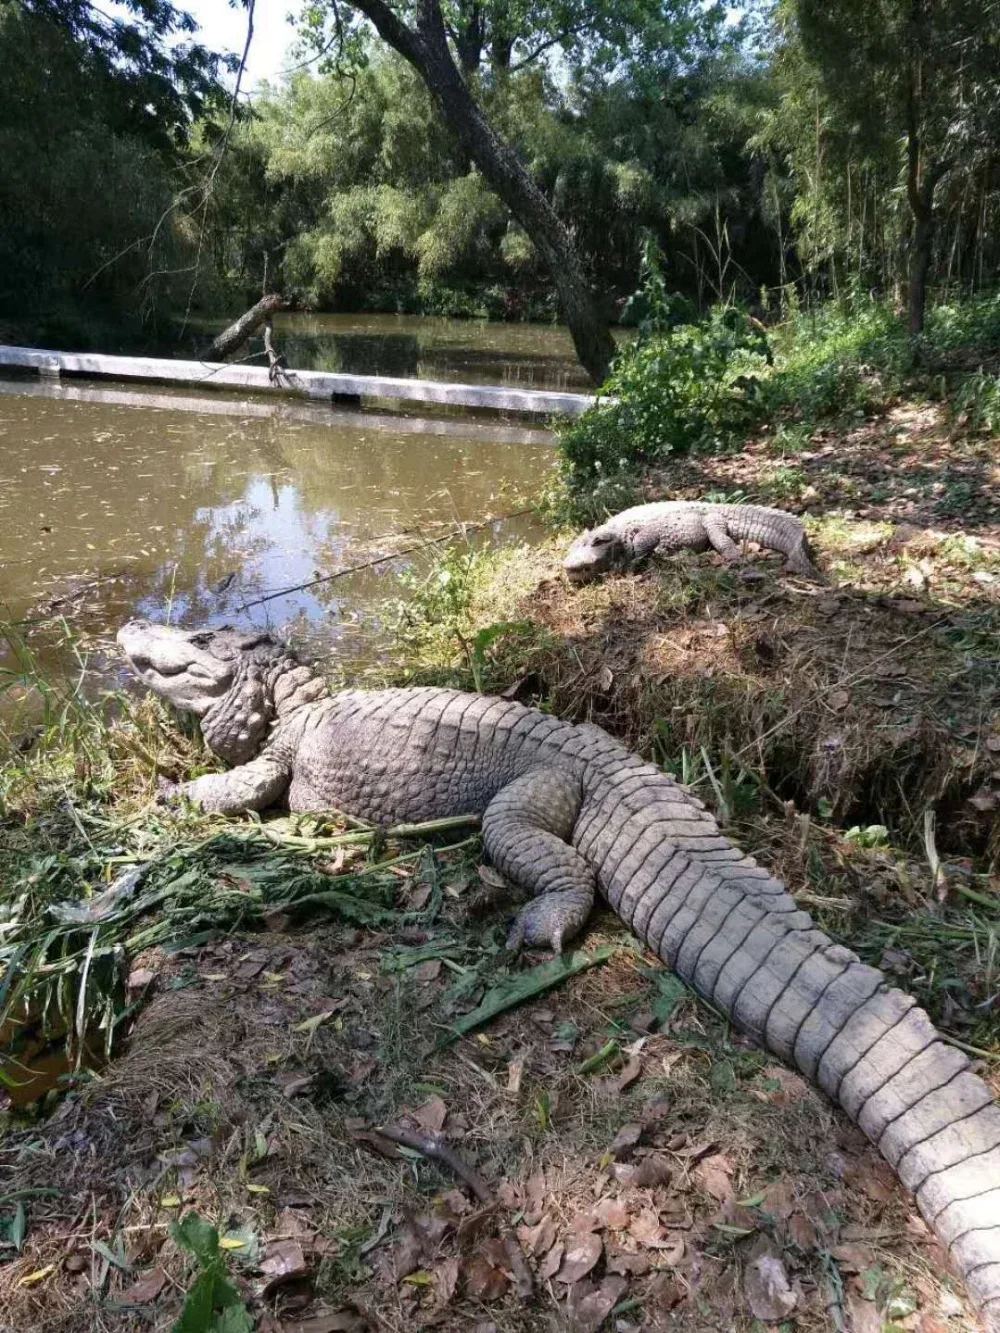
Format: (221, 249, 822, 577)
(351, 0, 615, 384)
(208, 293, 286, 361)
(452, 0, 483, 75)
(903, 54, 948, 341)
(908, 212, 933, 338)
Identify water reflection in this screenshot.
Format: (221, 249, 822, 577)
(0, 381, 555, 684)
(265, 312, 594, 392)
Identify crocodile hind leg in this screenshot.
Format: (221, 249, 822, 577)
(482, 769, 596, 953)
(700, 513, 743, 563)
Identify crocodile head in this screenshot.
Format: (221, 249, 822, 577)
(563, 524, 626, 583)
(117, 619, 287, 763)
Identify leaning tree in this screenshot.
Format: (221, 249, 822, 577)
(295, 0, 721, 381)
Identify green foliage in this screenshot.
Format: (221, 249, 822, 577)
(204, 14, 790, 316)
(557, 269, 1000, 501)
(171, 1213, 253, 1333)
(952, 370, 1000, 436)
(925, 295, 1000, 355)
(758, 297, 907, 420)
(762, 0, 1000, 313)
(18, 0, 229, 150)
(558, 244, 770, 487)
(393, 544, 493, 647)
(9, 0, 1000, 369)
(0, 4, 216, 341)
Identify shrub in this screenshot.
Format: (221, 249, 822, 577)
(759, 298, 908, 420)
(558, 244, 771, 490)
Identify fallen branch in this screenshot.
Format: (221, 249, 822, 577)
(208, 294, 286, 361)
(257, 812, 480, 852)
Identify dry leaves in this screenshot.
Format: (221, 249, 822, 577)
(259, 1240, 309, 1295)
(616, 1055, 643, 1091)
(286, 1315, 365, 1333)
(565, 1274, 627, 1331)
(744, 1252, 798, 1323)
(609, 1122, 643, 1157)
(556, 1232, 603, 1283)
(408, 1096, 448, 1134)
(464, 1240, 510, 1301)
(843, 1158, 897, 1206)
(632, 1154, 672, 1188)
(120, 1266, 166, 1304)
(694, 1153, 735, 1205)
(434, 1256, 460, 1304)
(592, 1199, 629, 1230)
(517, 1214, 557, 1257)
(627, 1209, 677, 1252)
(538, 1242, 564, 1280)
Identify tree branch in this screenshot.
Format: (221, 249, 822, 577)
(353, 0, 424, 67)
(376, 1124, 492, 1203)
(509, 24, 586, 74)
(372, 1122, 533, 1298)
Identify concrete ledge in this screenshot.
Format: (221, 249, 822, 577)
(0, 344, 596, 417)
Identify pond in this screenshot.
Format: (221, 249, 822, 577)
(0, 352, 557, 697)
(222, 311, 594, 393)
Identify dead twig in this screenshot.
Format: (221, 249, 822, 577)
(263, 318, 289, 384)
(373, 1123, 534, 1299)
(375, 1123, 491, 1203)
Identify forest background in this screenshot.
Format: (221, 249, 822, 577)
(5, 0, 999, 382)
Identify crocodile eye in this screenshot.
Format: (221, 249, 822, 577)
(189, 633, 214, 648)
(592, 534, 613, 546)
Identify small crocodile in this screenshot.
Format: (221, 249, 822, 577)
(118, 618, 1000, 1326)
(564, 500, 822, 582)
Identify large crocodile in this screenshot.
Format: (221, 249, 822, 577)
(564, 500, 822, 581)
(117, 618, 1000, 1324)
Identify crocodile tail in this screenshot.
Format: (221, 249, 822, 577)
(731, 931, 1000, 1322)
(721, 505, 823, 579)
(582, 782, 1000, 1325)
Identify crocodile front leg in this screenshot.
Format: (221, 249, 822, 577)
(482, 769, 595, 953)
(178, 755, 291, 815)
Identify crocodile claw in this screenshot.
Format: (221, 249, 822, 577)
(154, 776, 182, 806)
(506, 890, 592, 955)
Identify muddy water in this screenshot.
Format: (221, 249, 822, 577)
(0, 378, 555, 689)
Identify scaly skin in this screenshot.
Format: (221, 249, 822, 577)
(564, 500, 823, 582)
(118, 619, 1000, 1327)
